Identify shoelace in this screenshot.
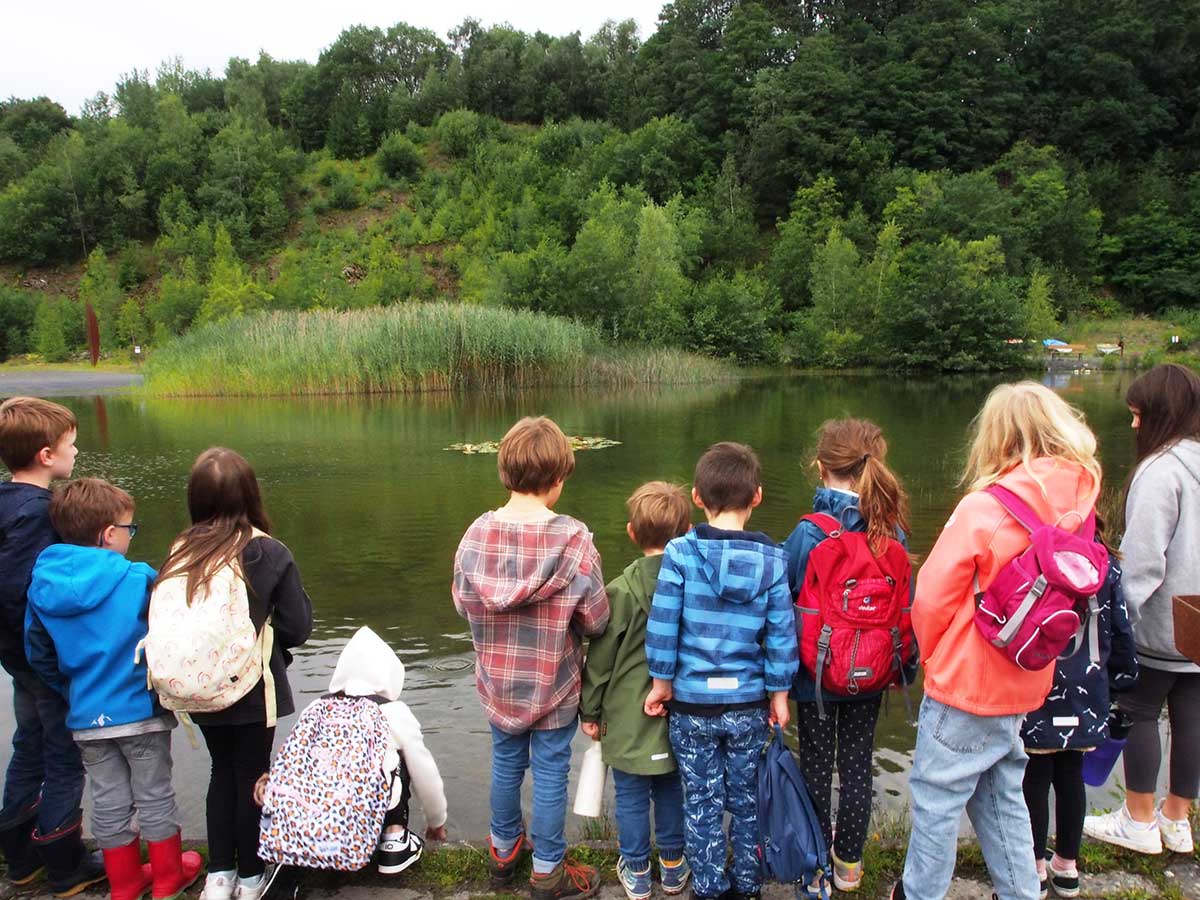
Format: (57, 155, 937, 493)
(563, 861, 594, 893)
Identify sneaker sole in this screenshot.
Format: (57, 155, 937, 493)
(661, 880, 690, 897)
(833, 875, 863, 892)
(1082, 824, 1162, 855)
(1161, 832, 1195, 854)
(1050, 882, 1079, 899)
(378, 846, 423, 875)
(52, 873, 108, 898)
(8, 866, 45, 886)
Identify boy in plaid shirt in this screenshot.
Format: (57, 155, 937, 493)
(453, 416, 610, 900)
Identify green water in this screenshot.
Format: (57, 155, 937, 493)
(0, 372, 1140, 837)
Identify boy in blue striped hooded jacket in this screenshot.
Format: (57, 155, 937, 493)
(644, 442, 798, 900)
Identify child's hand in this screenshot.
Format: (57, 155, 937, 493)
(580, 720, 601, 740)
(768, 691, 790, 730)
(425, 824, 448, 842)
(253, 773, 269, 806)
(644, 679, 673, 717)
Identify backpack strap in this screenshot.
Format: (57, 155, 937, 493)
(801, 513, 844, 538)
(986, 485, 1097, 540)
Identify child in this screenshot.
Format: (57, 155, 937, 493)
(453, 416, 610, 900)
(155, 448, 313, 900)
(25, 478, 203, 900)
(893, 382, 1102, 900)
(644, 442, 798, 900)
(782, 419, 913, 893)
(1022, 519, 1138, 899)
(0, 397, 104, 896)
(256, 626, 447, 893)
(580, 482, 693, 900)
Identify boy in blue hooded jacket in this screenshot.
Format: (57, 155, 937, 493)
(26, 478, 202, 900)
(644, 443, 798, 900)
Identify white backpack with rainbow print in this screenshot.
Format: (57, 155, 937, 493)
(140, 530, 277, 725)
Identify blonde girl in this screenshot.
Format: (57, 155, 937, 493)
(892, 383, 1101, 900)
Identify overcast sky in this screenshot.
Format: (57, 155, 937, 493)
(2, 1, 669, 115)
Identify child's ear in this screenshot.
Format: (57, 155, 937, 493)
(691, 487, 705, 509)
(98, 525, 116, 548)
(750, 486, 763, 509)
(35, 445, 54, 468)
(626, 522, 637, 544)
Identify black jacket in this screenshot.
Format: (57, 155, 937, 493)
(0, 482, 56, 675)
(190, 536, 313, 727)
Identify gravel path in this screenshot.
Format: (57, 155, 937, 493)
(0, 370, 143, 396)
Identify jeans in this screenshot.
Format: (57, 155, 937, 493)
(0, 669, 85, 835)
(489, 721, 575, 869)
(902, 696, 1039, 900)
(669, 708, 768, 897)
(612, 768, 685, 870)
(78, 731, 181, 849)
(199, 723, 274, 877)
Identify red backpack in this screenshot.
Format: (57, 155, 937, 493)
(795, 514, 914, 719)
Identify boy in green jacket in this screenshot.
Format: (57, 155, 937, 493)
(581, 482, 693, 900)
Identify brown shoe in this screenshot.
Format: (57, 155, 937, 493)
(529, 859, 600, 900)
(487, 833, 531, 888)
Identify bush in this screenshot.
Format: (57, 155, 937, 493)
(327, 170, 361, 211)
(0, 287, 37, 360)
(377, 133, 424, 181)
(33, 298, 70, 362)
(436, 109, 483, 159)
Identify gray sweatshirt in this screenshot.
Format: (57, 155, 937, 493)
(1120, 437, 1200, 672)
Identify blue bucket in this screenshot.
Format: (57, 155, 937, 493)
(1082, 737, 1127, 787)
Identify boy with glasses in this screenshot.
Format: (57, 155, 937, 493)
(27, 478, 201, 900)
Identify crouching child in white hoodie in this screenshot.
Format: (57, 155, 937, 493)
(257, 626, 448, 887)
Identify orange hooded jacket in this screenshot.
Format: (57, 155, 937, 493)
(913, 458, 1100, 716)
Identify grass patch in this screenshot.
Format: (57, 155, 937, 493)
(141, 303, 739, 397)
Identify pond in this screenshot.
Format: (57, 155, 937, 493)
(0, 371, 1142, 838)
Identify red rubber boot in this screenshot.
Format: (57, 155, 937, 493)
(145, 833, 202, 900)
(101, 838, 151, 900)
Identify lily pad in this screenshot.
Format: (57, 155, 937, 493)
(446, 436, 621, 454)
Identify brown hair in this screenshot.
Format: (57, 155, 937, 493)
(814, 418, 910, 554)
(694, 442, 761, 513)
(1126, 364, 1200, 467)
(0, 397, 77, 473)
(627, 481, 691, 550)
(157, 447, 271, 603)
(49, 478, 134, 547)
(497, 417, 575, 494)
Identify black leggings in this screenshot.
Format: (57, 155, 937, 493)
(795, 694, 882, 863)
(200, 723, 275, 877)
(1022, 751, 1085, 861)
(1119, 667, 1200, 798)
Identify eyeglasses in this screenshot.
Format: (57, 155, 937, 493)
(113, 523, 139, 538)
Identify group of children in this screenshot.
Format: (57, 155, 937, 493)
(2, 365, 1197, 900)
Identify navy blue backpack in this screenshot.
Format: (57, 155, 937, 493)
(757, 725, 830, 898)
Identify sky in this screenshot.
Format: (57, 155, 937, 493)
(2, 0, 669, 115)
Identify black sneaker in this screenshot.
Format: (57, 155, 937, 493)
(1048, 862, 1080, 898)
(376, 829, 424, 875)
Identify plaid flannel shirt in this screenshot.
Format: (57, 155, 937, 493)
(453, 511, 610, 732)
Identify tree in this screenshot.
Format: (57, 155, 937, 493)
(377, 132, 424, 180)
(33, 298, 70, 362)
(196, 226, 269, 325)
(78, 247, 125, 348)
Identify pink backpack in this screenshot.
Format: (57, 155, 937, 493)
(973, 485, 1108, 671)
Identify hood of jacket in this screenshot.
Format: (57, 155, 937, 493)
(28, 544, 135, 616)
(812, 487, 866, 531)
(685, 523, 787, 605)
(457, 512, 593, 613)
(622, 553, 663, 616)
(993, 457, 1100, 531)
(328, 625, 405, 700)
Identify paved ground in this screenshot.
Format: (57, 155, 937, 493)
(0, 370, 143, 397)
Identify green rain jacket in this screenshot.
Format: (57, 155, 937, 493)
(580, 554, 676, 776)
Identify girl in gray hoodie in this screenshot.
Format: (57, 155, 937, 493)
(1084, 364, 1200, 856)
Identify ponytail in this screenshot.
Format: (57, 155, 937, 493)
(813, 418, 910, 555)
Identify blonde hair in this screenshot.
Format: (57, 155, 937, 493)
(962, 382, 1101, 493)
(627, 481, 691, 550)
(497, 416, 575, 494)
(814, 418, 910, 554)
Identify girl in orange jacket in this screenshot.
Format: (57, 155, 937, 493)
(892, 382, 1101, 900)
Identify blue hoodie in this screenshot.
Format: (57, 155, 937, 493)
(26, 544, 159, 732)
(782, 487, 916, 704)
(646, 524, 798, 706)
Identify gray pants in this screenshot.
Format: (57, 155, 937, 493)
(78, 731, 181, 848)
(1119, 666, 1200, 798)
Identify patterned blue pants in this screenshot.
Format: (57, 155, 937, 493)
(669, 708, 769, 897)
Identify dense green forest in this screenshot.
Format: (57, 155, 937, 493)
(2, 0, 1199, 370)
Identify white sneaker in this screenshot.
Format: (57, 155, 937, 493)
(1157, 802, 1196, 853)
(1083, 805, 1163, 854)
(200, 871, 236, 900)
(235, 867, 275, 900)
(377, 829, 424, 874)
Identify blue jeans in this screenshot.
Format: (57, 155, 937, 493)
(669, 708, 768, 897)
(0, 669, 85, 835)
(612, 768, 685, 870)
(902, 696, 1039, 900)
(489, 721, 575, 869)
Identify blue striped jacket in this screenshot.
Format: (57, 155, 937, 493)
(645, 524, 798, 705)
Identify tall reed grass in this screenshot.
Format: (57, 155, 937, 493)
(142, 304, 737, 396)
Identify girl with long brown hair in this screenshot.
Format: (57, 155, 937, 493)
(1084, 363, 1200, 855)
(159, 448, 312, 900)
(781, 418, 913, 893)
